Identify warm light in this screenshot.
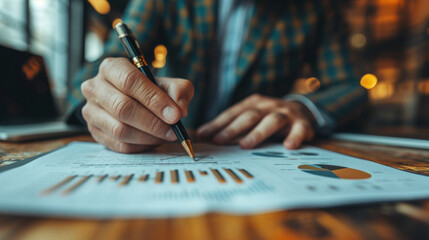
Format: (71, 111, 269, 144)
(152, 44, 167, 68)
(360, 74, 378, 89)
(369, 82, 394, 100)
(22, 56, 42, 81)
(152, 60, 166, 68)
(418, 80, 429, 95)
(154, 44, 167, 56)
(155, 53, 165, 61)
(304, 77, 321, 92)
(88, 0, 111, 15)
(351, 33, 366, 48)
(112, 18, 123, 28)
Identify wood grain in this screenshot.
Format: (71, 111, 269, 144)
(0, 134, 429, 240)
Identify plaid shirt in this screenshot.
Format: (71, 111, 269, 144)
(67, 0, 367, 130)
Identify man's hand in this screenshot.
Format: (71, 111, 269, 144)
(197, 94, 316, 149)
(81, 57, 194, 153)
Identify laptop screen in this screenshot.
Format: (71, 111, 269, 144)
(0, 45, 59, 124)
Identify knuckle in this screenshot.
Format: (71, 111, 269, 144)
(99, 57, 114, 74)
(111, 122, 130, 140)
(140, 86, 161, 109)
(256, 99, 280, 109)
(81, 80, 94, 98)
(245, 110, 262, 122)
(280, 107, 292, 116)
(268, 112, 288, 124)
(112, 96, 134, 120)
(120, 70, 141, 94)
(147, 116, 167, 136)
(81, 104, 90, 120)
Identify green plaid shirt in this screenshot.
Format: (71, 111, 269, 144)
(67, 0, 367, 130)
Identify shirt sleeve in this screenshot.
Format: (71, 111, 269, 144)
(284, 94, 336, 135)
(65, 0, 164, 123)
(297, 1, 368, 132)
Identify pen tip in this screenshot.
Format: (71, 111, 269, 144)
(181, 139, 196, 162)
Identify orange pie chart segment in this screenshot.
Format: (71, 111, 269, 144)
(332, 168, 371, 179)
(299, 164, 371, 180)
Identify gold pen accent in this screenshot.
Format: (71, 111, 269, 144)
(181, 139, 196, 161)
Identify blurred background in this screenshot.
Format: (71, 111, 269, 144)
(0, 0, 428, 133)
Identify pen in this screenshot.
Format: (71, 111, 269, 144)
(113, 21, 196, 161)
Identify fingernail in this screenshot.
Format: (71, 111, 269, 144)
(285, 139, 296, 148)
(241, 136, 255, 147)
(214, 132, 229, 144)
(162, 106, 179, 122)
(165, 128, 177, 141)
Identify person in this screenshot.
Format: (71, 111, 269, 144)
(66, 0, 367, 153)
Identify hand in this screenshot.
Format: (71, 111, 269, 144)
(197, 94, 316, 149)
(81, 57, 194, 153)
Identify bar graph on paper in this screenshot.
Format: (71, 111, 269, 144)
(3, 142, 429, 218)
(41, 168, 262, 198)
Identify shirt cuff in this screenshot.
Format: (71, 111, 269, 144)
(284, 94, 336, 135)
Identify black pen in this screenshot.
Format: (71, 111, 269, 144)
(113, 20, 196, 161)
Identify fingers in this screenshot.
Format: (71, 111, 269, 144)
(98, 58, 181, 124)
(156, 77, 195, 117)
(81, 77, 176, 141)
(82, 103, 168, 145)
(197, 94, 263, 138)
(283, 121, 314, 149)
(88, 124, 157, 153)
(239, 112, 290, 149)
(212, 110, 263, 144)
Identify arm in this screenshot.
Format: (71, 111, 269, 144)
(196, 1, 368, 149)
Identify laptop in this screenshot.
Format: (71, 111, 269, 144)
(0, 45, 87, 142)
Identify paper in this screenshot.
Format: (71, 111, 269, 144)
(0, 142, 429, 218)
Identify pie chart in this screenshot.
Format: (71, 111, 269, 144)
(298, 164, 371, 179)
(252, 151, 286, 158)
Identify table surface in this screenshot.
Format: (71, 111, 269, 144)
(1, 134, 429, 240)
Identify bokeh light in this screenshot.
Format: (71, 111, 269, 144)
(418, 80, 429, 95)
(152, 44, 167, 68)
(88, 0, 111, 15)
(351, 33, 367, 48)
(369, 82, 394, 100)
(360, 73, 378, 89)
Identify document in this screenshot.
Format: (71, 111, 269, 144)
(0, 142, 429, 218)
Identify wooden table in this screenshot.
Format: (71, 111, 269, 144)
(1, 135, 429, 240)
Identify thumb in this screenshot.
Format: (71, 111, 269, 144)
(156, 77, 195, 117)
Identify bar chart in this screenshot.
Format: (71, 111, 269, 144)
(41, 168, 255, 196)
